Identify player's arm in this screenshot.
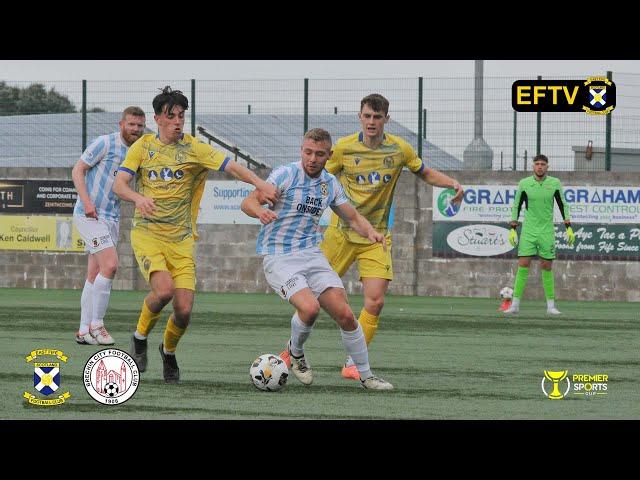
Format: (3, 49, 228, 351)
(224, 161, 278, 207)
(72, 137, 108, 219)
(554, 181, 575, 245)
(113, 170, 156, 218)
(508, 182, 527, 247)
(553, 182, 571, 225)
(419, 167, 464, 204)
(71, 159, 97, 219)
(331, 202, 386, 250)
(510, 182, 526, 229)
(241, 190, 277, 225)
(112, 139, 156, 218)
(401, 140, 463, 204)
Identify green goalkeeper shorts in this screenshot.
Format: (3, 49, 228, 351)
(518, 231, 555, 260)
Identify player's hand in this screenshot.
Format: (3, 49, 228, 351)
(508, 228, 518, 247)
(566, 226, 575, 246)
(450, 181, 464, 205)
(258, 208, 278, 225)
(84, 202, 98, 219)
(135, 195, 156, 218)
(254, 189, 265, 205)
(256, 182, 279, 207)
(369, 230, 387, 252)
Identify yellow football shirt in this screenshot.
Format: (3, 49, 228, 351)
(120, 133, 229, 242)
(325, 132, 425, 243)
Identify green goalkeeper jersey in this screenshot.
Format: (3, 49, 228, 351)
(511, 175, 570, 234)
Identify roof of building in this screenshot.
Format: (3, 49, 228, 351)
(197, 114, 462, 170)
(0, 112, 461, 169)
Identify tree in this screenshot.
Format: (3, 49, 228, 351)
(0, 81, 76, 115)
(0, 82, 19, 115)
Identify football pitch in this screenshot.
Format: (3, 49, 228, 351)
(1, 288, 638, 420)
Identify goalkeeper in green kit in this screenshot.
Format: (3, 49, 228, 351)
(504, 154, 575, 315)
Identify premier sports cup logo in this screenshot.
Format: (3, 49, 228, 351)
(83, 348, 139, 405)
(541, 370, 609, 399)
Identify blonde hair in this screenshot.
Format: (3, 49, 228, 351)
(303, 128, 332, 145)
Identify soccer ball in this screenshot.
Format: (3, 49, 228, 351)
(250, 354, 289, 392)
(500, 287, 514, 300)
(104, 382, 119, 397)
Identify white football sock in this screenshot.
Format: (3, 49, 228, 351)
(90, 273, 113, 329)
(79, 280, 93, 334)
(340, 324, 372, 380)
(289, 312, 313, 358)
(511, 297, 521, 309)
(547, 299, 555, 309)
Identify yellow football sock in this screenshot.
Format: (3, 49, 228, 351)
(358, 308, 379, 345)
(163, 315, 186, 353)
(136, 300, 161, 337)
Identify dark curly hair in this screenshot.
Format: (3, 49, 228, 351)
(152, 86, 188, 115)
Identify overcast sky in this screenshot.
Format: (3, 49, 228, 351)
(1, 60, 639, 80)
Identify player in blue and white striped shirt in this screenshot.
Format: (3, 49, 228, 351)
(255, 156, 347, 255)
(242, 128, 393, 390)
(72, 106, 146, 345)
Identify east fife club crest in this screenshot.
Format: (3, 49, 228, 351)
(23, 349, 71, 406)
(583, 76, 615, 115)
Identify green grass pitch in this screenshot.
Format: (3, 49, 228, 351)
(1, 288, 638, 419)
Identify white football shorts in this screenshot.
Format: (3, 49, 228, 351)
(263, 247, 344, 301)
(73, 215, 119, 254)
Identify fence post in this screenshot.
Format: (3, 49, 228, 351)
(512, 110, 517, 171)
(605, 70, 613, 171)
(82, 80, 87, 152)
(304, 78, 309, 134)
(536, 75, 541, 156)
(418, 77, 423, 159)
(191, 79, 196, 137)
(423, 108, 427, 139)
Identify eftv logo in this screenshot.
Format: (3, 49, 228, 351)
(512, 77, 615, 115)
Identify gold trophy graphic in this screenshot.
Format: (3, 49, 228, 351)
(544, 370, 568, 399)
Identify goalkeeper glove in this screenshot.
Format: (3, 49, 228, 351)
(566, 226, 575, 246)
(508, 228, 518, 247)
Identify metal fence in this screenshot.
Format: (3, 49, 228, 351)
(1, 75, 639, 170)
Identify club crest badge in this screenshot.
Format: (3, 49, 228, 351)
(23, 349, 71, 406)
(83, 348, 139, 405)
